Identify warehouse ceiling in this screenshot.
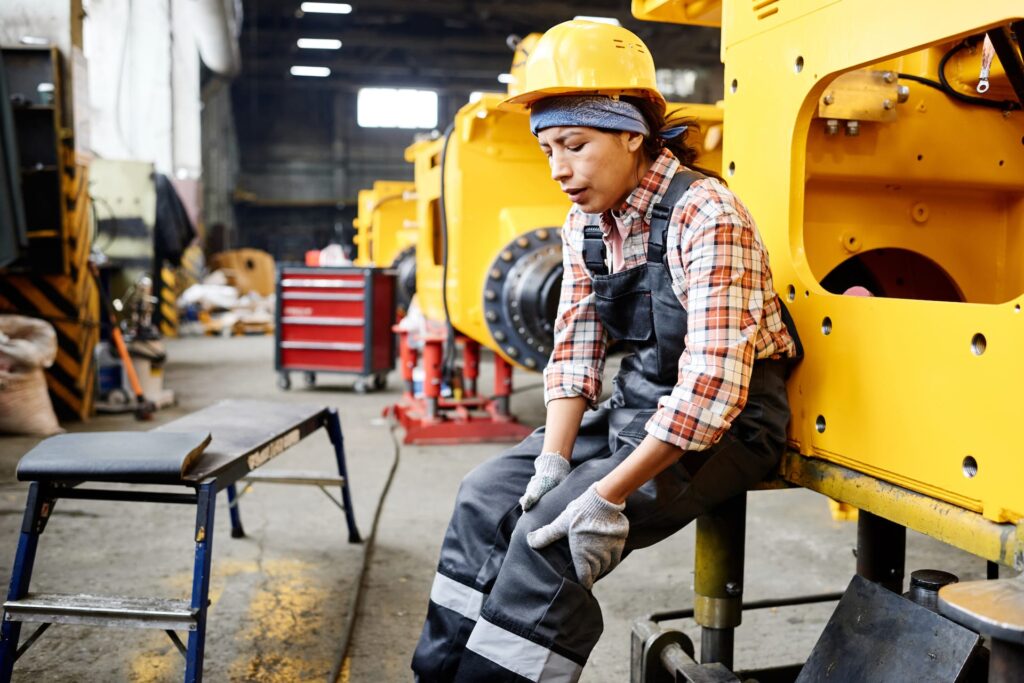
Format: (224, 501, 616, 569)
(240, 0, 721, 92)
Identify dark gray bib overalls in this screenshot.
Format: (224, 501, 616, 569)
(413, 170, 799, 683)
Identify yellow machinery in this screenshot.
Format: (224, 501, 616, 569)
(352, 179, 417, 312)
(628, 1, 1024, 680)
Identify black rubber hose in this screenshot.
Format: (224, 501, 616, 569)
(437, 123, 459, 384)
(327, 417, 402, 682)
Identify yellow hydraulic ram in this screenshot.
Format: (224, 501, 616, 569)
(352, 179, 417, 312)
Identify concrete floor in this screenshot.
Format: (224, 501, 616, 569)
(0, 335, 1006, 682)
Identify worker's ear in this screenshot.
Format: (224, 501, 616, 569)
(623, 131, 645, 154)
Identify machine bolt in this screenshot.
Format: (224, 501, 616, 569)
(494, 331, 506, 341)
(845, 120, 860, 136)
(501, 250, 513, 262)
(882, 70, 897, 83)
(897, 85, 910, 103)
(536, 229, 549, 240)
(516, 237, 530, 248)
(882, 98, 894, 110)
(823, 92, 835, 105)
(485, 289, 496, 301)
(506, 347, 519, 358)
(525, 357, 537, 369)
(486, 311, 498, 322)
(490, 268, 502, 279)
(825, 119, 840, 136)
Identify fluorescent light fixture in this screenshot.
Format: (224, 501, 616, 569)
(468, 91, 484, 103)
(19, 36, 49, 45)
(297, 38, 342, 49)
(300, 2, 352, 14)
(291, 65, 331, 77)
(497, 73, 514, 84)
(358, 88, 438, 129)
(574, 16, 621, 25)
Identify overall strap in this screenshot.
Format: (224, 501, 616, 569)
(582, 223, 608, 276)
(647, 169, 705, 264)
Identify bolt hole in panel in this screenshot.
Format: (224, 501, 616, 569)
(962, 456, 979, 479)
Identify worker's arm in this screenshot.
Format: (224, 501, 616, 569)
(595, 435, 681, 504)
(540, 396, 588, 458)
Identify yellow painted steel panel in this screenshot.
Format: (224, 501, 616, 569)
(712, 0, 1024, 522)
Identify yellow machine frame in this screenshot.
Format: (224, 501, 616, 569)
(352, 180, 417, 268)
(634, 1, 1024, 551)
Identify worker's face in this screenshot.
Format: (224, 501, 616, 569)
(538, 126, 646, 214)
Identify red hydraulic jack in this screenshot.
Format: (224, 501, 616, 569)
(384, 327, 535, 445)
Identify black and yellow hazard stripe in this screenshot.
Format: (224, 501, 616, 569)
(157, 267, 178, 337)
(0, 154, 98, 420)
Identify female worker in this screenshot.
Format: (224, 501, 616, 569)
(412, 19, 801, 683)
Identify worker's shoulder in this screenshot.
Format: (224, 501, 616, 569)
(671, 171, 752, 225)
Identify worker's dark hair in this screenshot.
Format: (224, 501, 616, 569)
(622, 96, 725, 184)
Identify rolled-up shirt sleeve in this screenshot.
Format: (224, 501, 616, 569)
(645, 193, 765, 452)
(543, 211, 608, 407)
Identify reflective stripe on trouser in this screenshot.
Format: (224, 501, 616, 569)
(412, 361, 790, 682)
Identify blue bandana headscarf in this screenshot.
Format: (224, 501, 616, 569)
(529, 95, 688, 140)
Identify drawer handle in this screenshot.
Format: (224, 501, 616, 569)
(281, 317, 362, 326)
(280, 341, 364, 351)
(281, 279, 364, 289)
(281, 292, 364, 302)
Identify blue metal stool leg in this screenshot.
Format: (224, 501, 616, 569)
(0, 483, 55, 682)
(184, 483, 217, 683)
(225, 484, 245, 538)
(325, 410, 362, 543)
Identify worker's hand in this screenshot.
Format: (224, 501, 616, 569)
(526, 484, 628, 590)
(519, 452, 570, 511)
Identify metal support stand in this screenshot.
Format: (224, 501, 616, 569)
(694, 493, 746, 670)
(184, 483, 216, 682)
(856, 510, 906, 593)
(384, 328, 533, 444)
(324, 409, 363, 544)
(0, 483, 53, 680)
(226, 484, 244, 538)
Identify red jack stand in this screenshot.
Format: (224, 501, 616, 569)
(384, 328, 536, 445)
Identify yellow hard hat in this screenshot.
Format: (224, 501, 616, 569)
(499, 20, 665, 115)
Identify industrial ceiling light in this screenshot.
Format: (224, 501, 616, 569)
(297, 38, 342, 49)
(573, 16, 621, 25)
(300, 2, 353, 14)
(497, 73, 514, 84)
(290, 65, 331, 77)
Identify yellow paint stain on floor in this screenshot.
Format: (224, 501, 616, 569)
(129, 645, 180, 683)
(228, 558, 333, 682)
(129, 558, 262, 682)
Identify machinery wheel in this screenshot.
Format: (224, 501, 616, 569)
(303, 371, 317, 387)
(278, 373, 292, 391)
(373, 373, 388, 390)
(354, 377, 370, 394)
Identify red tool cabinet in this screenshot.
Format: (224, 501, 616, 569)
(274, 266, 396, 392)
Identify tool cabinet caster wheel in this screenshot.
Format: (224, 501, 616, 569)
(354, 377, 370, 394)
(278, 373, 291, 390)
(373, 373, 387, 390)
(303, 371, 317, 387)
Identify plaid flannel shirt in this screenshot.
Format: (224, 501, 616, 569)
(543, 149, 797, 453)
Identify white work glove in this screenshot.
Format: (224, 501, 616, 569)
(526, 483, 629, 590)
(519, 451, 571, 511)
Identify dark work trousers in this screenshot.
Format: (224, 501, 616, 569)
(411, 360, 790, 683)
